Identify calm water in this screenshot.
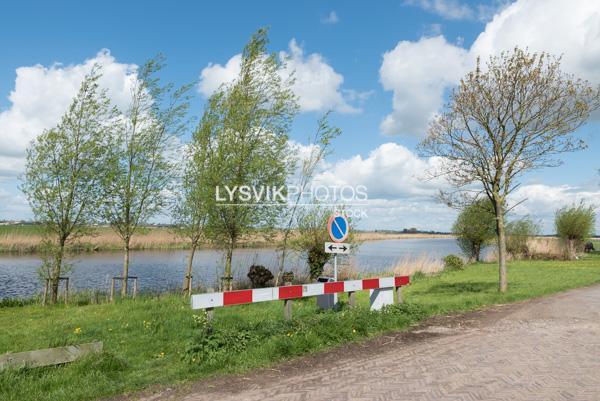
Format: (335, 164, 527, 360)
(0, 238, 461, 299)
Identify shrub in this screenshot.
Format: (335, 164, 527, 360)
(281, 271, 294, 284)
(442, 254, 464, 270)
(307, 245, 329, 279)
(453, 199, 496, 262)
(506, 218, 539, 258)
(555, 203, 596, 260)
(247, 265, 274, 288)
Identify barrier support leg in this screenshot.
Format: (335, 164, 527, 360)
(206, 307, 214, 322)
(395, 286, 403, 304)
(284, 299, 292, 321)
(348, 291, 356, 308)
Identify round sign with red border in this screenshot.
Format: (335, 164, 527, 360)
(327, 214, 349, 243)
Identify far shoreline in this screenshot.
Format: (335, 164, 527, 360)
(0, 225, 454, 254)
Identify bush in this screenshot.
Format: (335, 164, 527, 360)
(555, 203, 596, 260)
(281, 271, 294, 284)
(453, 199, 496, 262)
(442, 254, 464, 270)
(307, 245, 329, 279)
(247, 265, 274, 288)
(506, 218, 539, 258)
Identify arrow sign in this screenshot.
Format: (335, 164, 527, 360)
(325, 242, 350, 255)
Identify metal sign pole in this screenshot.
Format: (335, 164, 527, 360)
(334, 254, 338, 281)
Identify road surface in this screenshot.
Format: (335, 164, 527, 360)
(137, 285, 600, 401)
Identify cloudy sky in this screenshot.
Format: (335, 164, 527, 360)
(0, 0, 599, 233)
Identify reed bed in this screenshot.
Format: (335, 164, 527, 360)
(0, 225, 442, 254)
(392, 254, 445, 276)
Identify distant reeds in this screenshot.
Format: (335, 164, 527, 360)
(392, 254, 444, 276)
(484, 236, 567, 262)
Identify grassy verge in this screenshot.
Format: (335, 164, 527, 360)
(1, 254, 600, 401)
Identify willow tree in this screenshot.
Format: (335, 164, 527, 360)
(102, 56, 191, 296)
(22, 66, 115, 303)
(453, 198, 496, 262)
(200, 28, 298, 291)
(172, 118, 213, 295)
(420, 48, 600, 292)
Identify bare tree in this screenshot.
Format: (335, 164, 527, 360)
(274, 112, 340, 286)
(419, 48, 600, 292)
(22, 66, 115, 303)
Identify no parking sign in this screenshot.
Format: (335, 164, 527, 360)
(327, 214, 349, 243)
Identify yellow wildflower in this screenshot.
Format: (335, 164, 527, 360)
(74, 327, 82, 334)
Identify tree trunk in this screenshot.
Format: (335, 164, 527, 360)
(494, 198, 508, 293)
(223, 242, 234, 291)
(568, 239, 576, 260)
(474, 243, 481, 262)
(121, 240, 130, 297)
(50, 242, 65, 304)
(275, 245, 287, 287)
(183, 242, 197, 295)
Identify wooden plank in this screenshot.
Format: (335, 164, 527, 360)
(0, 341, 103, 370)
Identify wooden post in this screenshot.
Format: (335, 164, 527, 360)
(206, 307, 214, 322)
(110, 278, 115, 302)
(132, 278, 138, 299)
(42, 279, 49, 306)
(64, 278, 69, 304)
(395, 286, 402, 304)
(348, 291, 356, 308)
(284, 299, 292, 321)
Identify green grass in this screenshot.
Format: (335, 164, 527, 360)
(1, 254, 600, 401)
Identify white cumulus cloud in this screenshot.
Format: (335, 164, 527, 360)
(0, 50, 137, 169)
(379, 36, 469, 136)
(198, 39, 362, 113)
(381, 0, 600, 136)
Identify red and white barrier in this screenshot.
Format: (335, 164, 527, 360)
(191, 276, 410, 312)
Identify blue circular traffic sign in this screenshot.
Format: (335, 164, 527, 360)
(327, 214, 349, 243)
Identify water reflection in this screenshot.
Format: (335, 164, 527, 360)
(0, 238, 462, 299)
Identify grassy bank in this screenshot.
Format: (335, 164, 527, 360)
(1, 253, 600, 401)
(0, 225, 453, 254)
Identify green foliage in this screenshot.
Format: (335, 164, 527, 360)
(21, 66, 115, 303)
(100, 56, 191, 294)
(453, 199, 496, 262)
(292, 206, 333, 279)
(442, 254, 464, 270)
(506, 218, 539, 257)
(195, 28, 299, 287)
(555, 203, 596, 259)
(2, 255, 600, 401)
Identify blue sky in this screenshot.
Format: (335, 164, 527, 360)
(1, 0, 599, 232)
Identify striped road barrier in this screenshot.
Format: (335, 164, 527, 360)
(191, 275, 410, 320)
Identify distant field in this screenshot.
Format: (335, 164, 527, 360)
(0, 225, 185, 253)
(0, 225, 451, 254)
